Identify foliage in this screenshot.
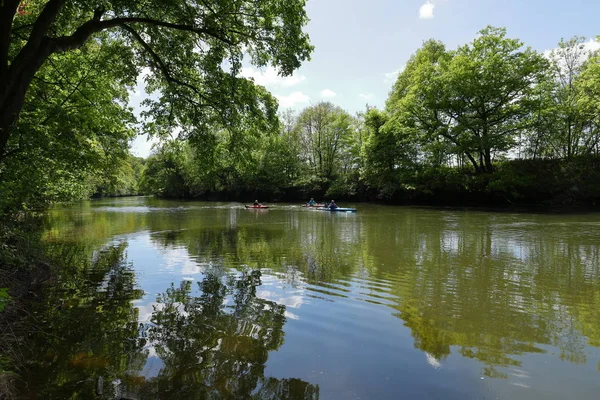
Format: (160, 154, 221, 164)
(0, 288, 9, 313)
(295, 102, 354, 194)
(1, 0, 313, 157)
(0, 37, 138, 212)
(387, 28, 548, 174)
(529, 37, 600, 159)
(1, 0, 313, 213)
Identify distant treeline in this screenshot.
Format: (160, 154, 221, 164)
(139, 28, 600, 207)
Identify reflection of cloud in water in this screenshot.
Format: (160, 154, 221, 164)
(135, 302, 159, 322)
(142, 351, 164, 378)
(257, 273, 308, 319)
(257, 289, 305, 309)
(426, 352, 442, 369)
(151, 244, 220, 276)
(285, 310, 299, 320)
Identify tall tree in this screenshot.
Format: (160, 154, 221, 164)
(296, 102, 353, 192)
(530, 37, 600, 159)
(0, 39, 137, 211)
(389, 28, 548, 173)
(0, 0, 313, 162)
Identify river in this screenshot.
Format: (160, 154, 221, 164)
(22, 197, 600, 399)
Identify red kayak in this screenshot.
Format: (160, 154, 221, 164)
(245, 205, 269, 209)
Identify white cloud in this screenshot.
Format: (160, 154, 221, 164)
(275, 92, 310, 108)
(320, 89, 337, 98)
(359, 93, 375, 101)
(419, 1, 435, 19)
(240, 66, 306, 88)
(543, 38, 600, 75)
(383, 67, 404, 83)
(543, 38, 600, 59)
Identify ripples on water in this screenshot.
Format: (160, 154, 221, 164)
(24, 199, 600, 399)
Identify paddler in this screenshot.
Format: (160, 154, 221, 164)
(307, 198, 317, 206)
(253, 200, 260, 206)
(328, 200, 338, 210)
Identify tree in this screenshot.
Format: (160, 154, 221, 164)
(528, 37, 600, 159)
(389, 28, 548, 174)
(0, 39, 137, 211)
(295, 102, 353, 193)
(0, 0, 313, 162)
(361, 108, 418, 198)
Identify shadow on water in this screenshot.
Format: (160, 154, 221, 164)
(15, 242, 318, 399)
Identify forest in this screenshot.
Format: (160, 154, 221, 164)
(3, 24, 599, 212)
(138, 28, 600, 207)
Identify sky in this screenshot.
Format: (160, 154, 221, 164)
(130, 0, 600, 157)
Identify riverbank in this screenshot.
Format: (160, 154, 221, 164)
(0, 218, 53, 398)
(141, 156, 600, 211)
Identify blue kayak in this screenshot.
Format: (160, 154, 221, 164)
(319, 207, 357, 212)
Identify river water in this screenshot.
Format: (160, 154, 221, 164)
(24, 197, 600, 399)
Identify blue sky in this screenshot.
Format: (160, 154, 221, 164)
(130, 0, 600, 157)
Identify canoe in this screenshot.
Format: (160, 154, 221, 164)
(319, 207, 357, 212)
(245, 205, 269, 209)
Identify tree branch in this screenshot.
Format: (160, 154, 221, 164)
(119, 23, 220, 114)
(0, 0, 21, 73)
(52, 16, 235, 54)
(9, 0, 64, 76)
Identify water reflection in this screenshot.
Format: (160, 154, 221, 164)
(17, 239, 318, 399)
(33, 199, 600, 399)
(19, 244, 145, 399)
(136, 271, 318, 399)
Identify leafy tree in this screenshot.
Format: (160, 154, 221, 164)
(361, 108, 418, 198)
(388, 28, 548, 174)
(0, 0, 313, 166)
(529, 37, 600, 159)
(138, 141, 189, 198)
(93, 155, 146, 197)
(0, 39, 137, 212)
(295, 102, 353, 193)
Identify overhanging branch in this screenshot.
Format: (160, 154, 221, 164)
(119, 23, 221, 114)
(53, 16, 236, 54)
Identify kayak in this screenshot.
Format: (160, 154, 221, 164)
(245, 205, 269, 209)
(319, 207, 357, 212)
(303, 203, 326, 207)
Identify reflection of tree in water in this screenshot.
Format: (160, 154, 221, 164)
(17, 243, 147, 399)
(364, 213, 600, 377)
(136, 270, 319, 399)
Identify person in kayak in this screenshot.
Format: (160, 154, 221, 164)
(307, 198, 317, 206)
(328, 200, 338, 210)
(253, 200, 261, 206)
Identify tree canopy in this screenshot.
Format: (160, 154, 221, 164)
(0, 0, 313, 159)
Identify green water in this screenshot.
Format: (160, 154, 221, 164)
(23, 197, 600, 399)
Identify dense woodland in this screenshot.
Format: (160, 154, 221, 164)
(3, 23, 599, 212)
(140, 28, 600, 207)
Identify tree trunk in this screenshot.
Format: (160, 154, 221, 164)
(0, 39, 54, 160)
(464, 152, 482, 174)
(484, 148, 493, 173)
